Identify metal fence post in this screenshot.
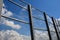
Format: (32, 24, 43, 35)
(54, 19, 60, 38)
(28, 4, 34, 40)
(57, 20, 60, 34)
(43, 12, 52, 40)
(51, 17, 60, 40)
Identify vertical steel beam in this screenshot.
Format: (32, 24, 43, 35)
(28, 5, 34, 40)
(43, 12, 52, 40)
(51, 17, 60, 40)
(54, 19, 60, 37)
(57, 20, 60, 35)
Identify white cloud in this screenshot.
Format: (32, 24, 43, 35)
(0, 30, 58, 40)
(49, 24, 55, 31)
(34, 30, 49, 40)
(2, 4, 13, 17)
(1, 4, 21, 29)
(58, 18, 60, 20)
(4, 20, 21, 29)
(0, 30, 31, 40)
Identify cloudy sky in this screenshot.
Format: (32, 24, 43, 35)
(0, 0, 60, 40)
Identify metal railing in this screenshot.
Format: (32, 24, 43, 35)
(0, 0, 60, 40)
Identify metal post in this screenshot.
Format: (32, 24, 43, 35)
(51, 17, 60, 40)
(54, 19, 60, 38)
(28, 5, 34, 40)
(43, 12, 52, 40)
(57, 20, 60, 35)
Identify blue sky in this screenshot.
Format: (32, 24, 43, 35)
(25, 0, 60, 18)
(1, 0, 60, 36)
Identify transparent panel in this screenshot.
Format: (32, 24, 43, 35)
(0, 17, 31, 40)
(2, 0, 29, 22)
(32, 18, 47, 29)
(1, 0, 31, 40)
(48, 22, 55, 32)
(54, 19, 60, 32)
(34, 30, 49, 40)
(12, 0, 28, 8)
(46, 15, 53, 24)
(48, 22, 58, 40)
(32, 8, 44, 20)
(47, 16, 58, 40)
(32, 8, 46, 29)
(50, 32, 58, 40)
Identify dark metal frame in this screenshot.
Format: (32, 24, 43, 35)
(28, 4, 34, 40)
(0, 0, 60, 40)
(43, 12, 52, 40)
(51, 17, 60, 40)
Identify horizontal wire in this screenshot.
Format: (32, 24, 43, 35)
(8, 0, 27, 10)
(33, 27, 56, 33)
(34, 28, 47, 31)
(1, 15, 29, 24)
(19, 0, 44, 13)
